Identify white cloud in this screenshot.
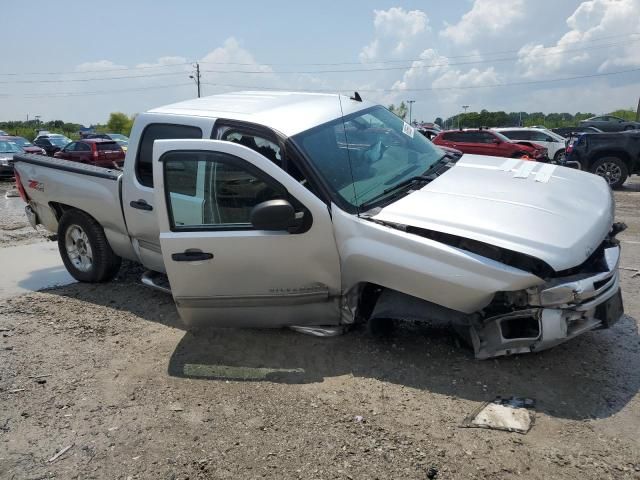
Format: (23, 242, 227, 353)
(391, 49, 499, 96)
(359, 7, 429, 61)
(518, 0, 640, 76)
(199, 37, 279, 91)
(441, 0, 525, 45)
(75, 60, 127, 73)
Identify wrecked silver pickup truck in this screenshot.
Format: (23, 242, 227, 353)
(13, 91, 624, 358)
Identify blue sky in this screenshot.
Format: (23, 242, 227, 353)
(2, 0, 639, 125)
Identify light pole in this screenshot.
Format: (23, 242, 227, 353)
(458, 105, 470, 129)
(407, 100, 416, 124)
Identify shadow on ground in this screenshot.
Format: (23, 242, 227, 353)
(25, 259, 639, 423)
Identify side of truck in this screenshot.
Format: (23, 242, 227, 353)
(566, 130, 640, 189)
(13, 91, 625, 359)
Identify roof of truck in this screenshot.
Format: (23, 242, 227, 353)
(148, 91, 376, 137)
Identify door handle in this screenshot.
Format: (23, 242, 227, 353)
(130, 199, 153, 211)
(171, 250, 214, 262)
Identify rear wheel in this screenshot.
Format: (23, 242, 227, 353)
(58, 210, 121, 282)
(553, 149, 565, 163)
(591, 156, 628, 189)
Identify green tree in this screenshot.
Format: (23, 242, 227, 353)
(106, 112, 133, 135)
(387, 102, 408, 120)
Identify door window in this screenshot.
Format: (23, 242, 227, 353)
(477, 132, 497, 144)
(137, 124, 203, 187)
(76, 143, 91, 152)
(163, 151, 287, 230)
(218, 129, 283, 167)
(63, 142, 77, 152)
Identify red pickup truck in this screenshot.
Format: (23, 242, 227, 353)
(433, 129, 548, 160)
(54, 138, 125, 168)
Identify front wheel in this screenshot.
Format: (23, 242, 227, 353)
(591, 156, 628, 189)
(58, 210, 121, 282)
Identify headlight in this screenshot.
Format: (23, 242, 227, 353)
(0, 158, 9, 166)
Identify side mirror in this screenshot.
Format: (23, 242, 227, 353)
(492, 139, 501, 144)
(250, 199, 295, 231)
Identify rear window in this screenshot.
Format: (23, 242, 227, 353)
(137, 124, 203, 188)
(97, 142, 120, 151)
(442, 132, 467, 142)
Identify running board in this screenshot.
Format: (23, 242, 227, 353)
(289, 326, 346, 337)
(141, 271, 172, 295)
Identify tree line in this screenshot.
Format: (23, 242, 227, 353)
(387, 104, 637, 129)
(0, 112, 135, 141)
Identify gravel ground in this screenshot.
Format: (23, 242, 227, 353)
(1, 178, 640, 479)
(0, 179, 49, 246)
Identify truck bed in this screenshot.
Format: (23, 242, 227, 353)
(13, 153, 135, 261)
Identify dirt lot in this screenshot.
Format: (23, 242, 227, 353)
(0, 180, 49, 246)
(1, 177, 640, 479)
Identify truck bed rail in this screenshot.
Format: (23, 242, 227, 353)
(12, 153, 122, 181)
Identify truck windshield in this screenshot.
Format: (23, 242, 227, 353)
(292, 106, 445, 209)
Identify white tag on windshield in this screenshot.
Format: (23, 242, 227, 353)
(402, 122, 415, 138)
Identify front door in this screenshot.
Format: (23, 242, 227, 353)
(152, 139, 342, 329)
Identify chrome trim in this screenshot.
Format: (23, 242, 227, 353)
(289, 325, 346, 337)
(176, 289, 330, 309)
(530, 246, 620, 307)
(141, 271, 172, 294)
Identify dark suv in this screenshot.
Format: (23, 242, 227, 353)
(33, 135, 72, 156)
(432, 129, 547, 160)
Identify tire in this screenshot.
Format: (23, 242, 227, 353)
(623, 125, 635, 131)
(590, 156, 629, 189)
(553, 149, 565, 163)
(57, 209, 121, 282)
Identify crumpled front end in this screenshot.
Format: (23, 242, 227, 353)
(471, 240, 624, 359)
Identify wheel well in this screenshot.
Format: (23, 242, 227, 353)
(354, 283, 384, 322)
(590, 150, 632, 167)
(49, 202, 84, 221)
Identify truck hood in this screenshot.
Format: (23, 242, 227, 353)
(373, 154, 614, 272)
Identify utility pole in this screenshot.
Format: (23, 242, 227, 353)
(636, 96, 640, 121)
(459, 105, 470, 129)
(190, 63, 201, 98)
(407, 100, 415, 124)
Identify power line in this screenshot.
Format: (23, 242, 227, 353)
(5, 66, 639, 99)
(16, 83, 192, 99)
(0, 71, 188, 85)
(3, 36, 638, 85)
(0, 62, 192, 77)
(1, 31, 639, 77)
(199, 66, 640, 93)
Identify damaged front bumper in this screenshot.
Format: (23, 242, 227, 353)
(472, 245, 624, 359)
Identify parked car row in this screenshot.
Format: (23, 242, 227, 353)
(0, 131, 129, 178)
(420, 123, 640, 188)
(431, 128, 549, 161)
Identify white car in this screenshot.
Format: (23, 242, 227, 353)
(494, 127, 567, 162)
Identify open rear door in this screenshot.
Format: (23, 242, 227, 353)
(152, 139, 342, 329)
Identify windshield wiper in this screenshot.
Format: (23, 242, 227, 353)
(359, 174, 435, 210)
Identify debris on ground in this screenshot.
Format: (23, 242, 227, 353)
(48, 445, 73, 463)
(462, 397, 535, 434)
